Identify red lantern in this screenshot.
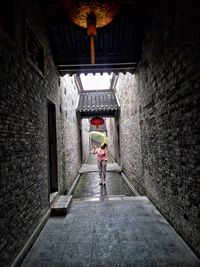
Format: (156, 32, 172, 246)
(90, 117, 104, 130)
(61, 0, 119, 64)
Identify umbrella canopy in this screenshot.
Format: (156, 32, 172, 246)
(90, 131, 108, 145)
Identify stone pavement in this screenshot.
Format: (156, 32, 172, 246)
(21, 197, 200, 267)
(21, 155, 200, 266)
(73, 172, 133, 199)
(75, 154, 132, 198)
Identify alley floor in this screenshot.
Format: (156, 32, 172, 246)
(21, 155, 200, 267)
(74, 154, 132, 199)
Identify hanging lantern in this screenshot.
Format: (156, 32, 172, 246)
(90, 117, 105, 130)
(62, 0, 119, 64)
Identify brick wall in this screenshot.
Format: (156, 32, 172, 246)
(137, 0, 200, 256)
(0, 1, 80, 265)
(59, 75, 81, 193)
(81, 119, 90, 163)
(115, 73, 144, 194)
(116, 0, 200, 257)
(106, 117, 120, 163)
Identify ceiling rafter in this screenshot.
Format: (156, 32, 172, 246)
(40, 0, 147, 75)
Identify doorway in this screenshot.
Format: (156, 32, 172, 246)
(47, 100, 58, 194)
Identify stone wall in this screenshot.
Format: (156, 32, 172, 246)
(59, 75, 81, 193)
(116, 0, 200, 257)
(0, 1, 80, 266)
(81, 119, 90, 163)
(106, 117, 119, 162)
(115, 73, 144, 194)
(137, 0, 200, 256)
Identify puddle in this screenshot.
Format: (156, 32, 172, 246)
(73, 172, 133, 198)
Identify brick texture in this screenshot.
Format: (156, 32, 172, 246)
(115, 73, 144, 194)
(0, 1, 80, 266)
(81, 119, 90, 163)
(116, 1, 200, 257)
(106, 117, 119, 162)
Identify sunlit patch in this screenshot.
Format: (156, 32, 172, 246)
(80, 73, 113, 90)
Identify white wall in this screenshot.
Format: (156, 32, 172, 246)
(81, 119, 90, 163)
(106, 117, 119, 162)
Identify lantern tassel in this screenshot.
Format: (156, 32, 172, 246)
(90, 36, 95, 64)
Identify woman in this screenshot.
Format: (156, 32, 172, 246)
(96, 143, 108, 186)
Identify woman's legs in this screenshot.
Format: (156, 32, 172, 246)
(98, 160, 107, 185)
(98, 160, 103, 184)
(102, 160, 107, 184)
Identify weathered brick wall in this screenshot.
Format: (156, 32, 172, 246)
(115, 1, 200, 255)
(61, 3, 200, 258)
(115, 73, 144, 194)
(81, 119, 90, 163)
(137, 0, 200, 256)
(59, 75, 81, 193)
(106, 118, 115, 159)
(0, 1, 80, 266)
(106, 118, 119, 162)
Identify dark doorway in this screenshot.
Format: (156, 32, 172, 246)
(47, 100, 58, 193)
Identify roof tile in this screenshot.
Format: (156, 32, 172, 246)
(77, 90, 120, 117)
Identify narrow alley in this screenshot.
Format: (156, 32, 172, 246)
(21, 155, 200, 267)
(1, 0, 200, 266)
(73, 154, 133, 199)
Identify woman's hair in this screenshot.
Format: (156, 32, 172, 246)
(100, 143, 107, 149)
(103, 143, 107, 149)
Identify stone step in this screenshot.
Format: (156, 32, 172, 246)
(50, 191, 59, 206)
(51, 195, 72, 216)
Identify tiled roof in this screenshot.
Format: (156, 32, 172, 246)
(77, 90, 119, 117)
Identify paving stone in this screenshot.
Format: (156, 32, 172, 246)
(21, 197, 200, 267)
(73, 172, 133, 199)
(60, 241, 92, 267)
(22, 259, 60, 267)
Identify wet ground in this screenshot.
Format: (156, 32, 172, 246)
(74, 154, 133, 199)
(21, 197, 200, 267)
(73, 172, 133, 199)
(20, 154, 200, 267)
